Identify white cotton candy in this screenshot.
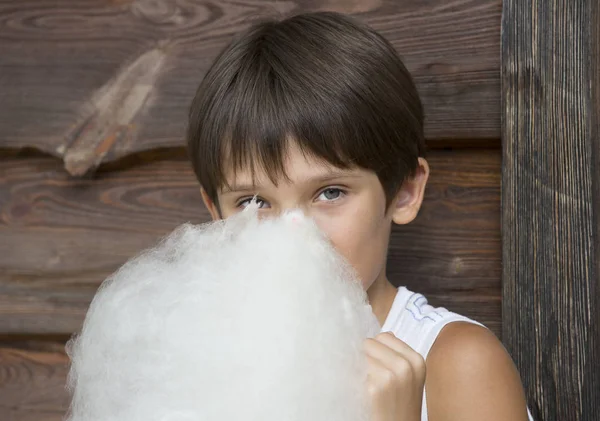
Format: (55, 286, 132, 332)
(65, 204, 380, 421)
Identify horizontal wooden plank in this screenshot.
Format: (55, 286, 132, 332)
(0, 345, 70, 421)
(0, 148, 502, 336)
(0, 0, 501, 175)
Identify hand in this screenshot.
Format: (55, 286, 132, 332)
(364, 332, 426, 421)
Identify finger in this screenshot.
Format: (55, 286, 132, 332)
(365, 354, 397, 395)
(365, 353, 392, 378)
(364, 336, 425, 382)
(365, 339, 413, 379)
(374, 332, 425, 370)
(364, 337, 403, 364)
(374, 332, 415, 354)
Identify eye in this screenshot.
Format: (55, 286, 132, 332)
(316, 187, 346, 202)
(236, 197, 270, 209)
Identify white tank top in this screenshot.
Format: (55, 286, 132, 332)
(380, 287, 534, 421)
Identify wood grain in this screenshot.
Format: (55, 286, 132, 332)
(390, 150, 502, 333)
(0, 148, 502, 336)
(501, 1, 600, 420)
(0, 345, 70, 421)
(0, 0, 501, 175)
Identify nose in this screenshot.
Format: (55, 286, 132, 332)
(283, 209, 306, 224)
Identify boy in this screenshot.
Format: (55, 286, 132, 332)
(186, 11, 532, 421)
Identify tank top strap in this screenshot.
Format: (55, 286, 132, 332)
(380, 287, 483, 359)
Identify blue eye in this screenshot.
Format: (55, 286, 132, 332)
(317, 188, 345, 202)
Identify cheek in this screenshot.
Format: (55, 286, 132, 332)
(314, 211, 389, 289)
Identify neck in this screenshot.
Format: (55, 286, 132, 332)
(367, 274, 398, 327)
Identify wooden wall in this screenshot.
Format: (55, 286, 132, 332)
(501, 1, 600, 419)
(0, 1, 503, 419)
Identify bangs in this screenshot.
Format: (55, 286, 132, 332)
(214, 59, 362, 193)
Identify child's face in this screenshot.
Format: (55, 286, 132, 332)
(201, 141, 429, 293)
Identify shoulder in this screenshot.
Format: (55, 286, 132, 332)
(425, 322, 530, 421)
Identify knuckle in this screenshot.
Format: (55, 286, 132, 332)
(413, 354, 426, 373)
(381, 368, 397, 386)
(394, 357, 413, 377)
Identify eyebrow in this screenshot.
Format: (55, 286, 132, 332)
(221, 171, 360, 194)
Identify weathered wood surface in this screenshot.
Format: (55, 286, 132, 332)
(501, 0, 600, 420)
(0, 342, 70, 421)
(0, 0, 502, 175)
(0, 148, 502, 336)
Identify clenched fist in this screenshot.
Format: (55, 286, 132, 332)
(364, 332, 426, 421)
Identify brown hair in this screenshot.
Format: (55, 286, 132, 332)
(187, 11, 425, 214)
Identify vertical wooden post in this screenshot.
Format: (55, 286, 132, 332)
(501, 1, 600, 420)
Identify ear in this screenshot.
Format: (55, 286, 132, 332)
(200, 188, 222, 221)
(390, 157, 430, 225)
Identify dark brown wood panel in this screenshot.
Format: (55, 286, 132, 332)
(0, 0, 501, 175)
(0, 148, 502, 336)
(502, 0, 600, 420)
(0, 344, 70, 421)
(390, 150, 502, 333)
